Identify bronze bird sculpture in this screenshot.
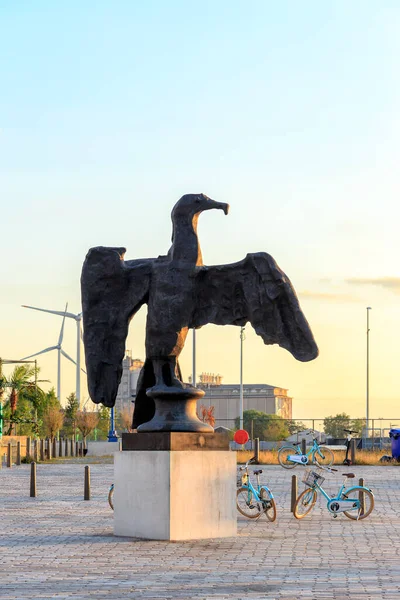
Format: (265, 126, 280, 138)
(81, 193, 318, 431)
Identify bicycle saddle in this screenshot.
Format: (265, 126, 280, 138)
(342, 473, 355, 478)
(253, 469, 263, 475)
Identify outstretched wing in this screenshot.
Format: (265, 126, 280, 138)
(81, 246, 153, 407)
(190, 252, 318, 362)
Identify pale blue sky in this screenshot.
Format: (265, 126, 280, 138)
(1, 1, 400, 417)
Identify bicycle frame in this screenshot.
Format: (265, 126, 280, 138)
(239, 461, 274, 503)
(290, 438, 325, 464)
(306, 477, 372, 514)
(241, 476, 274, 503)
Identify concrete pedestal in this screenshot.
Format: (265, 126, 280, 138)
(86, 440, 120, 456)
(114, 450, 237, 540)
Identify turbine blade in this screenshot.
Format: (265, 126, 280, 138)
(58, 303, 68, 345)
(60, 349, 77, 366)
(22, 304, 77, 320)
(20, 346, 58, 360)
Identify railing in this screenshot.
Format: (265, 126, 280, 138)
(0, 437, 86, 466)
(213, 417, 398, 448)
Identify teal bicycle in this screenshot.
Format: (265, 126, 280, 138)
(278, 430, 334, 469)
(294, 466, 374, 520)
(108, 483, 114, 510)
(236, 457, 277, 521)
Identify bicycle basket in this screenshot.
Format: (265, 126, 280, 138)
(237, 471, 248, 486)
(302, 468, 325, 487)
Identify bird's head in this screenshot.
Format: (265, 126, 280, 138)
(172, 194, 229, 219)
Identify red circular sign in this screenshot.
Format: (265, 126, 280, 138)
(234, 429, 249, 444)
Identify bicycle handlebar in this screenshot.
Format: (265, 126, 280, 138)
(305, 429, 319, 438)
(317, 465, 338, 473)
(239, 456, 257, 470)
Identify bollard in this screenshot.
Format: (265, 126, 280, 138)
(301, 438, 307, 455)
(34, 440, 39, 462)
(7, 443, 12, 468)
(40, 439, 45, 462)
(26, 437, 31, 460)
(351, 438, 356, 464)
(84, 466, 90, 500)
(16, 441, 21, 466)
(291, 474, 298, 512)
(65, 438, 69, 457)
(359, 477, 365, 516)
(30, 462, 37, 497)
(52, 438, 57, 458)
(59, 438, 63, 457)
(254, 438, 260, 464)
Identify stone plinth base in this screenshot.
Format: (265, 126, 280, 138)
(121, 431, 229, 452)
(114, 450, 237, 540)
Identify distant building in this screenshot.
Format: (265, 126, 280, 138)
(115, 351, 144, 413)
(196, 372, 292, 428)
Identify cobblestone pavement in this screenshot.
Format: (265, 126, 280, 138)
(1, 463, 399, 599)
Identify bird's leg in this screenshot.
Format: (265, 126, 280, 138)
(151, 359, 164, 387)
(169, 356, 184, 388)
(152, 357, 184, 389)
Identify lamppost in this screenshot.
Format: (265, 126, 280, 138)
(108, 406, 118, 442)
(239, 326, 246, 430)
(366, 307, 372, 437)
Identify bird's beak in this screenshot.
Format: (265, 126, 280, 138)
(204, 199, 230, 215)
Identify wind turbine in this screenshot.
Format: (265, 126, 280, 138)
(21, 303, 83, 403)
(21, 304, 77, 401)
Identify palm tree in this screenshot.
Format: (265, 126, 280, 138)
(4, 364, 45, 435)
(8, 365, 37, 412)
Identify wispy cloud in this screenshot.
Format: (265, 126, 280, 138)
(346, 277, 400, 294)
(299, 290, 359, 302)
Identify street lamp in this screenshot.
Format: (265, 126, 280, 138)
(366, 307, 372, 437)
(108, 406, 118, 442)
(239, 326, 246, 430)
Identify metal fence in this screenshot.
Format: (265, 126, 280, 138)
(213, 417, 399, 449)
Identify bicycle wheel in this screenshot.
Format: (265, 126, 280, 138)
(293, 487, 317, 519)
(314, 446, 334, 467)
(278, 446, 298, 469)
(236, 487, 262, 518)
(108, 484, 114, 510)
(342, 487, 374, 520)
(260, 487, 277, 522)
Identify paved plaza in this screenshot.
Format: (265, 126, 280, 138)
(1, 462, 399, 599)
